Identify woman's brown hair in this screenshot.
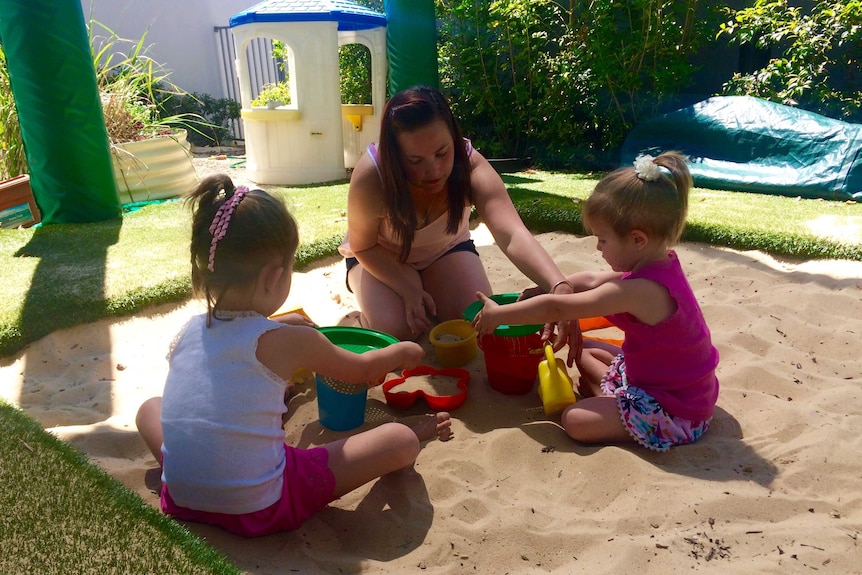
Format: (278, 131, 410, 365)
(377, 86, 472, 262)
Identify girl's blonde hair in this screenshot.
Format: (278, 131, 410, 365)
(583, 151, 692, 246)
(186, 174, 299, 323)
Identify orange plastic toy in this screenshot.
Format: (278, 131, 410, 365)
(579, 317, 624, 346)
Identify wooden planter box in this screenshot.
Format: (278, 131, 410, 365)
(0, 174, 41, 228)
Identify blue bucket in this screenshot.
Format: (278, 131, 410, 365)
(316, 375, 368, 431)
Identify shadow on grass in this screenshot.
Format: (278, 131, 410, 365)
(13, 218, 122, 347)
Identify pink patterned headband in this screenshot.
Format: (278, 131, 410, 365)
(207, 185, 249, 272)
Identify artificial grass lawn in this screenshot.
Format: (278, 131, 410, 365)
(1, 170, 860, 358)
(0, 399, 241, 575)
(0, 169, 859, 573)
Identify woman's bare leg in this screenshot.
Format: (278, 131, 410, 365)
(324, 413, 452, 498)
(135, 396, 163, 463)
(348, 264, 422, 341)
(421, 250, 491, 321)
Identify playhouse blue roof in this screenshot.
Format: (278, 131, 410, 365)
(230, 0, 386, 31)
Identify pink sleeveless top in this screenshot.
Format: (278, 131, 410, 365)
(338, 142, 473, 270)
(606, 251, 719, 421)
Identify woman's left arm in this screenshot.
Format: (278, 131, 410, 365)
(472, 151, 570, 293)
(471, 151, 575, 345)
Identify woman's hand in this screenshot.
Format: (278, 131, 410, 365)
(541, 318, 576, 353)
(470, 292, 501, 336)
(272, 312, 317, 328)
(567, 319, 583, 368)
(403, 289, 436, 337)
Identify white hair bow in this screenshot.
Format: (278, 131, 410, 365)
(633, 154, 662, 181)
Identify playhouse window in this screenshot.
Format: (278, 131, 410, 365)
(339, 43, 372, 105)
(246, 37, 296, 109)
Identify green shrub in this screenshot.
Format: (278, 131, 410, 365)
(0, 45, 26, 180)
(157, 92, 240, 147)
(251, 82, 292, 107)
(339, 44, 372, 104)
(718, 0, 862, 122)
(438, 0, 713, 167)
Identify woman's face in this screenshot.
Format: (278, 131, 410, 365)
(396, 119, 455, 194)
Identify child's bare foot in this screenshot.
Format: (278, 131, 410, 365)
(401, 412, 453, 442)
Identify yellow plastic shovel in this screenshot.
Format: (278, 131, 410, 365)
(537, 343, 576, 415)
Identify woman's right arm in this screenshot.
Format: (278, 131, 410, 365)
(347, 158, 411, 292)
(347, 157, 436, 331)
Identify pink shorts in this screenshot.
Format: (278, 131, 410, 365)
(161, 444, 336, 537)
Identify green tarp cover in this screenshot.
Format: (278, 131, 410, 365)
(621, 96, 862, 201)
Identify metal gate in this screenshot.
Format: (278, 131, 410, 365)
(213, 26, 285, 141)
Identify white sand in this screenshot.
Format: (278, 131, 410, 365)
(2, 228, 862, 574)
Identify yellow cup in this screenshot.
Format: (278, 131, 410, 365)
(430, 319, 478, 367)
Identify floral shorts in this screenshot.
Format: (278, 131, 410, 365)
(600, 355, 710, 452)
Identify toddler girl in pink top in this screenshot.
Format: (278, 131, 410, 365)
(472, 151, 719, 451)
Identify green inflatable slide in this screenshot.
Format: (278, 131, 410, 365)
(384, 0, 438, 93)
(0, 0, 120, 223)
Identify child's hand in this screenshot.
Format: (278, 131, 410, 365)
(471, 292, 501, 336)
(396, 341, 425, 371)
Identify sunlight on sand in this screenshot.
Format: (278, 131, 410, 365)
(806, 214, 862, 244)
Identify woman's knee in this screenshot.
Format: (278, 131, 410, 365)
(362, 312, 413, 341)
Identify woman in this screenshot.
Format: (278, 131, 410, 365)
(339, 85, 574, 341)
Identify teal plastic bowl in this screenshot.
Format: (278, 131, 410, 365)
(315, 326, 399, 431)
(462, 293, 543, 337)
(318, 326, 399, 352)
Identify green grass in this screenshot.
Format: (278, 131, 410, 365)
(0, 399, 242, 575)
(1, 170, 860, 358)
(505, 171, 862, 259)
(1, 169, 860, 573)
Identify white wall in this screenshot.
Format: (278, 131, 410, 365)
(82, 0, 251, 98)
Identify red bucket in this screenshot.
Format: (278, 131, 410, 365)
(478, 332, 544, 394)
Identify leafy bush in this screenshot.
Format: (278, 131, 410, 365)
(251, 82, 292, 107)
(437, 0, 712, 168)
(0, 45, 26, 180)
(718, 0, 862, 122)
(157, 92, 240, 147)
(439, 0, 587, 160)
(339, 44, 372, 104)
